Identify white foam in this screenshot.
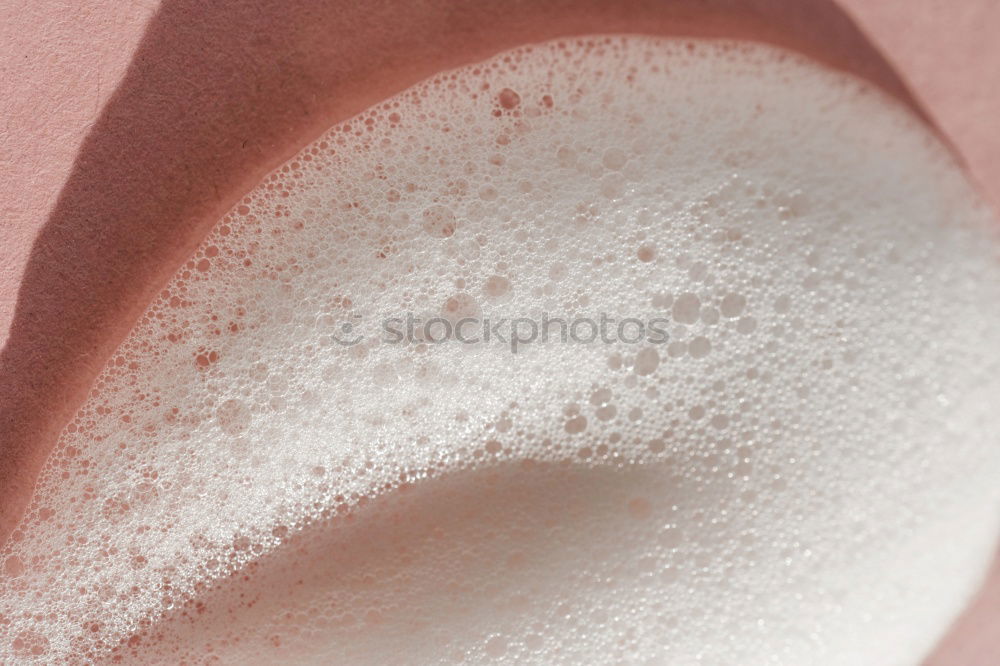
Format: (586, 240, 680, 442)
(2, 35, 1000, 665)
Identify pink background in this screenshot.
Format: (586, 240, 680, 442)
(1, 1, 998, 661)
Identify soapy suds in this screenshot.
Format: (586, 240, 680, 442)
(2, 36, 1000, 665)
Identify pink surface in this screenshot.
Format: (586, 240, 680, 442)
(1, 1, 998, 662)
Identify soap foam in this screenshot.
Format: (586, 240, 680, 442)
(2, 36, 1000, 665)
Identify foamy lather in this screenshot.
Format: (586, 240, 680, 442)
(3, 35, 1000, 665)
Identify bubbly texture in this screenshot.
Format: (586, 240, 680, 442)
(3, 36, 1000, 665)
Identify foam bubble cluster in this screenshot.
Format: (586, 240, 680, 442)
(2, 36, 1000, 665)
